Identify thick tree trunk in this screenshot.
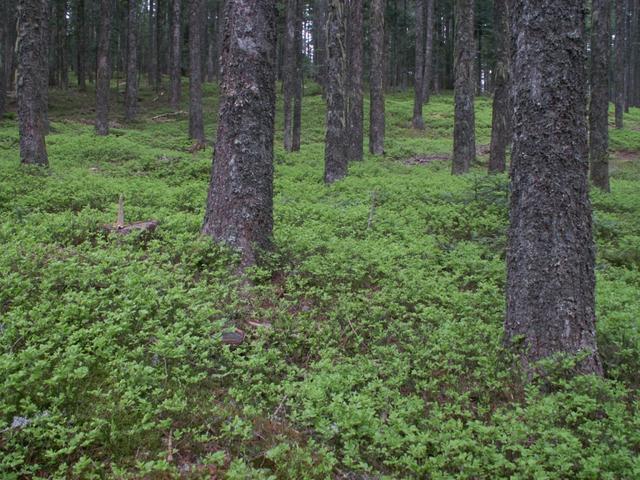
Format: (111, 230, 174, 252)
(324, 0, 348, 183)
(615, 0, 625, 129)
(369, 0, 385, 155)
(505, 0, 602, 376)
(291, 0, 303, 151)
(189, 0, 205, 142)
(346, 0, 363, 160)
(421, 0, 434, 104)
(96, 0, 112, 135)
(76, 0, 86, 91)
(412, 0, 425, 129)
(452, 0, 475, 174)
(488, 0, 510, 174)
(17, 0, 49, 166)
(589, 0, 611, 192)
(283, 0, 296, 151)
(202, 0, 276, 268)
(170, 0, 182, 109)
(125, 0, 139, 122)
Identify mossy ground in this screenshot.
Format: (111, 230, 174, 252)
(1, 80, 639, 479)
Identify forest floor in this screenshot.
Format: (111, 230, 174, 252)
(1, 81, 639, 479)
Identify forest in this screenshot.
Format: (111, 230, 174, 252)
(1, 0, 640, 478)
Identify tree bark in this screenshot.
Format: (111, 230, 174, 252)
(615, 0, 625, 129)
(421, 0, 434, 104)
(189, 0, 205, 142)
(170, 0, 182, 109)
(488, 0, 510, 174)
(76, 0, 86, 91)
(0, 0, 17, 119)
(292, 0, 303, 151)
(589, 0, 611, 192)
(324, 0, 348, 183)
(125, 0, 140, 122)
(283, 0, 296, 151)
(412, 0, 425, 129)
(156, 0, 164, 89)
(313, 0, 328, 91)
(202, 0, 276, 268)
(17, 0, 49, 166)
(346, 0, 363, 160)
(148, 0, 157, 87)
(505, 0, 602, 376)
(452, 0, 475, 174)
(369, 0, 385, 155)
(95, 0, 112, 135)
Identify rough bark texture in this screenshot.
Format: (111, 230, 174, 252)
(505, 0, 602, 376)
(421, 0, 434, 104)
(17, 0, 49, 166)
(292, 0, 303, 151)
(76, 0, 86, 91)
(125, 0, 140, 122)
(283, 0, 296, 151)
(170, 0, 182, 109)
(589, 0, 611, 191)
(189, 0, 205, 142)
(451, 0, 475, 174)
(346, 0, 363, 160)
(488, 0, 511, 174)
(0, 0, 17, 119)
(412, 0, 425, 129)
(95, 0, 112, 135)
(313, 0, 328, 91)
(324, 0, 348, 183)
(369, 0, 385, 155)
(202, 0, 276, 268)
(615, 0, 625, 129)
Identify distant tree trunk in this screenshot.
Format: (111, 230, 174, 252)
(615, 0, 625, 129)
(412, 0, 425, 129)
(0, 1, 17, 119)
(202, 0, 276, 268)
(283, 0, 296, 151)
(56, 0, 68, 89)
(96, 0, 112, 135)
(589, 0, 611, 191)
(292, 0, 303, 151)
(313, 0, 328, 91)
(421, 0, 434, 104)
(156, 0, 164, 89)
(148, 0, 157, 87)
(76, 0, 86, 91)
(39, 0, 49, 133)
(452, 0, 475, 174)
(346, 0, 363, 160)
(125, 0, 139, 122)
(189, 0, 205, 142)
(488, 0, 510, 174)
(170, 0, 182, 108)
(369, 0, 385, 155)
(324, 0, 348, 183)
(506, 0, 602, 376)
(206, 1, 218, 82)
(17, 0, 49, 166)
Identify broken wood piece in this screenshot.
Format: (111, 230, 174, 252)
(102, 195, 158, 235)
(151, 110, 186, 121)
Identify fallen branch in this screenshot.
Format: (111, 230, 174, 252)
(151, 110, 186, 121)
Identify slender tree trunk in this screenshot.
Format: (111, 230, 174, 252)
(452, 0, 475, 174)
(206, 1, 217, 82)
(346, 0, 363, 160)
(589, 0, 611, 192)
(421, 0, 434, 104)
(148, 0, 157, 87)
(76, 0, 86, 90)
(314, 0, 328, 91)
(506, 0, 602, 376)
(291, 0, 303, 151)
(283, 0, 296, 151)
(96, 0, 112, 135)
(17, 0, 49, 166)
(615, 0, 625, 129)
(0, 1, 17, 119)
(488, 0, 510, 174)
(202, 0, 276, 268)
(125, 0, 139, 122)
(40, 0, 49, 133)
(156, 0, 164, 88)
(412, 0, 425, 129)
(170, 0, 182, 108)
(369, 0, 385, 155)
(189, 0, 205, 142)
(324, 0, 348, 183)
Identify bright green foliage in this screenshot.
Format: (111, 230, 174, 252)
(1, 82, 639, 478)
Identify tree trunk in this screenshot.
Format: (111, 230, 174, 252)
(346, 0, 363, 160)
(170, 0, 182, 108)
(0, 1, 17, 119)
(189, 0, 205, 142)
(421, 0, 434, 104)
(615, 0, 625, 129)
(324, 0, 348, 183)
(76, 0, 86, 91)
(17, 0, 49, 166)
(412, 0, 425, 129)
(202, 0, 276, 268)
(292, 0, 303, 151)
(96, 0, 112, 135)
(369, 0, 385, 155)
(488, 0, 510, 174)
(148, 0, 157, 87)
(125, 0, 139, 122)
(452, 0, 475, 174)
(505, 0, 602, 376)
(156, 0, 164, 88)
(283, 0, 296, 151)
(313, 0, 328, 91)
(589, 0, 611, 192)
